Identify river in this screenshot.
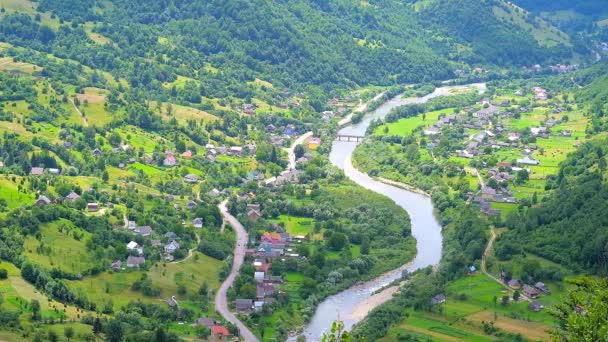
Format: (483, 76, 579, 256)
(294, 83, 486, 341)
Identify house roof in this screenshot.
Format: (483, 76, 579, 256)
(196, 317, 215, 328)
(127, 241, 140, 250)
(37, 195, 51, 204)
(165, 240, 181, 250)
(235, 299, 253, 311)
(211, 325, 229, 337)
(135, 226, 152, 236)
(66, 192, 81, 200)
(30, 167, 44, 175)
(126, 256, 145, 266)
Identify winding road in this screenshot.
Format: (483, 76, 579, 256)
(214, 130, 313, 341)
(215, 200, 259, 342)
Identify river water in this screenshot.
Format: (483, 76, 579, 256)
(294, 83, 486, 341)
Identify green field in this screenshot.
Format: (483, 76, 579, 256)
(23, 220, 99, 274)
(67, 252, 223, 311)
(268, 215, 314, 236)
(373, 108, 454, 137)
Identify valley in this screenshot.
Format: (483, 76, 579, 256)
(0, 0, 606, 341)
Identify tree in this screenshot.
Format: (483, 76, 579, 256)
(0, 269, 7, 280)
(501, 295, 510, 306)
(102, 170, 110, 183)
(64, 326, 74, 341)
(360, 238, 370, 255)
(31, 299, 41, 320)
(47, 331, 59, 342)
(513, 290, 521, 301)
(321, 321, 351, 342)
(106, 319, 124, 342)
(294, 144, 305, 159)
(552, 277, 608, 341)
(327, 232, 347, 251)
(93, 317, 103, 335)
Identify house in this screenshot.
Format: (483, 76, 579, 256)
(423, 126, 441, 136)
(165, 240, 180, 254)
(247, 209, 262, 221)
(307, 138, 322, 150)
(523, 284, 540, 299)
(254, 301, 265, 312)
(126, 256, 145, 268)
(528, 301, 544, 312)
(247, 203, 261, 212)
(111, 260, 122, 271)
(163, 151, 177, 167)
(48, 168, 60, 175)
(254, 272, 265, 283)
(127, 241, 140, 251)
(508, 279, 521, 289)
(431, 294, 446, 305)
(192, 218, 203, 228)
(65, 192, 81, 202)
(36, 195, 51, 206)
(497, 162, 512, 168)
(127, 221, 137, 230)
(235, 299, 253, 313)
(151, 239, 162, 247)
(507, 133, 520, 142)
(561, 130, 572, 137)
(468, 265, 477, 274)
(181, 150, 193, 159)
(481, 187, 496, 200)
(196, 317, 216, 328)
(183, 174, 199, 183)
(473, 131, 488, 142)
(263, 177, 277, 188)
(517, 156, 540, 166)
(208, 188, 221, 197)
(87, 203, 100, 212)
(256, 283, 275, 299)
(134, 226, 152, 237)
(211, 325, 230, 339)
(165, 232, 178, 240)
(30, 167, 44, 176)
(92, 149, 102, 157)
(530, 127, 547, 136)
(474, 106, 500, 120)
(185, 201, 197, 210)
(230, 146, 243, 156)
(266, 124, 276, 132)
(534, 282, 550, 294)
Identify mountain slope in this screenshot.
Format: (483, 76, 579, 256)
(0, 0, 577, 96)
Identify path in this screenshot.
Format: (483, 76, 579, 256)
(69, 97, 89, 127)
(215, 200, 260, 342)
(171, 233, 201, 264)
(481, 228, 531, 302)
(284, 131, 313, 170)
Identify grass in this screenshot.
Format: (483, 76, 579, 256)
(23, 220, 99, 274)
(0, 177, 33, 208)
(0, 261, 91, 320)
(0, 56, 41, 74)
(268, 215, 314, 236)
(67, 252, 223, 311)
(373, 108, 455, 137)
(148, 252, 223, 297)
(149, 101, 220, 124)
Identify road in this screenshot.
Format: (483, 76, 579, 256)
(216, 200, 260, 342)
(481, 228, 531, 302)
(284, 131, 313, 170)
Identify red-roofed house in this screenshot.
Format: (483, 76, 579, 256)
(261, 232, 282, 244)
(211, 325, 230, 339)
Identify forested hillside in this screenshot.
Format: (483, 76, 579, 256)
(0, 0, 578, 96)
(497, 136, 608, 274)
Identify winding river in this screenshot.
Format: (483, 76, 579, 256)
(295, 83, 486, 341)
